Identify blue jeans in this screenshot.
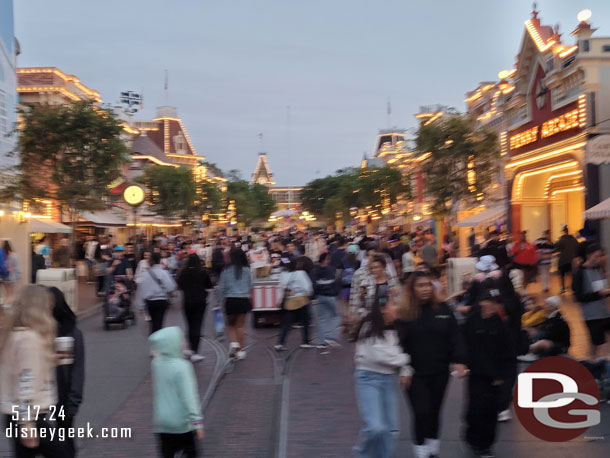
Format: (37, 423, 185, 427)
(353, 370, 400, 458)
(316, 295, 340, 344)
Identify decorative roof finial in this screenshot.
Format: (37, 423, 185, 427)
(532, 2, 538, 18)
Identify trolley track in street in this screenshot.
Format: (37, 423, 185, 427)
(199, 326, 301, 458)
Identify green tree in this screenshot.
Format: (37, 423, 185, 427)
(226, 180, 276, 225)
(196, 180, 224, 215)
(139, 166, 197, 220)
(300, 166, 407, 221)
(416, 115, 500, 217)
(6, 100, 129, 225)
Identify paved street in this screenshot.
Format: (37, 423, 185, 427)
(1, 282, 609, 457)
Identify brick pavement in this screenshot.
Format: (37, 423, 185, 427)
(200, 331, 278, 458)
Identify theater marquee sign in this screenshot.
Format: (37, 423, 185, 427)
(510, 108, 584, 151)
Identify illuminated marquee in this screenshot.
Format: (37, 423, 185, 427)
(541, 109, 580, 139)
(510, 127, 538, 150)
(510, 107, 584, 150)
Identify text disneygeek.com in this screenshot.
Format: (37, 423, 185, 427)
(5, 423, 132, 441)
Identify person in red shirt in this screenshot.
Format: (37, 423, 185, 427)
(510, 231, 538, 288)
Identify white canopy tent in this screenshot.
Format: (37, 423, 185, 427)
(584, 197, 610, 220)
(29, 218, 72, 234)
(456, 204, 507, 228)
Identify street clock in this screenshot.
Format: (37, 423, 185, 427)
(123, 184, 145, 207)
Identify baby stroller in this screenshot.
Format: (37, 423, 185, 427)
(103, 275, 136, 330)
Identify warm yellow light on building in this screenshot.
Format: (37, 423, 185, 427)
(514, 161, 579, 200)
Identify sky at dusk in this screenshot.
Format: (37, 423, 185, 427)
(14, 0, 610, 185)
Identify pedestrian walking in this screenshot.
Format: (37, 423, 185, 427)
(401, 245, 416, 281)
(219, 248, 252, 359)
(396, 271, 467, 458)
(350, 253, 400, 320)
(0, 285, 68, 457)
(555, 225, 579, 294)
(49, 287, 85, 458)
(311, 252, 341, 348)
(509, 231, 538, 287)
(535, 230, 555, 293)
(149, 327, 204, 458)
(2, 241, 20, 305)
(177, 254, 213, 363)
(274, 257, 314, 351)
(139, 252, 177, 335)
(84, 235, 99, 282)
(420, 238, 438, 270)
(339, 246, 361, 325)
(462, 287, 512, 458)
(35, 236, 52, 268)
(53, 238, 72, 268)
(572, 243, 610, 358)
(353, 295, 411, 458)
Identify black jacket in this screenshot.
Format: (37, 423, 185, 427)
(536, 310, 571, 355)
(51, 288, 85, 418)
(572, 264, 607, 304)
(462, 311, 512, 380)
(311, 264, 338, 297)
(396, 301, 465, 375)
(177, 267, 213, 307)
(466, 273, 524, 356)
(481, 240, 509, 269)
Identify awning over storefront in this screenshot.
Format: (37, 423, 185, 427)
(456, 204, 506, 227)
(75, 210, 127, 228)
(584, 197, 610, 220)
(30, 218, 73, 234)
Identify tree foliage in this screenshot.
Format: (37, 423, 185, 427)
(196, 180, 224, 214)
(6, 100, 128, 216)
(300, 166, 408, 221)
(226, 180, 276, 225)
(416, 115, 500, 217)
(139, 166, 197, 220)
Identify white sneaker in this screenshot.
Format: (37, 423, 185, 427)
(190, 354, 205, 363)
(229, 342, 240, 357)
(325, 339, 341, 347)
(425, 438, 440, 456)
(183, 349, 194, 358)
(412, 444, 428, 458)
(497, 409, 512, 422)
(299, 343, 315, 349)
(517, 353, 538, 362)
(273, 344, 286, 352)
(236, 350, 247, 360)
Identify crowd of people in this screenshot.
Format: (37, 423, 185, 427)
(0, 223, 608, 458)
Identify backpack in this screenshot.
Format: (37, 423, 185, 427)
(341, 262, 356, 287)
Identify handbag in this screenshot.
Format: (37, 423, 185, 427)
(284, 296, 309, 311)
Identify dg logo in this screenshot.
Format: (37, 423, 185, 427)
(514, 356, 600, 441)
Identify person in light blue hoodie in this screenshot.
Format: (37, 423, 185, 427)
(149, 327, 204, 458)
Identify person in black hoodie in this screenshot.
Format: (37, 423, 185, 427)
(311, 252, 340, 348)
(396, 271, 467, 458)
(462, 287, 512, 458)
(49, 287, 85, 458)
(177, 254, 213, 363)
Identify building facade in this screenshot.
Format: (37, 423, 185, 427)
(250, 152, 302, 210)
(501, 8, 610, 241)
(0, 0, 17, 168)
